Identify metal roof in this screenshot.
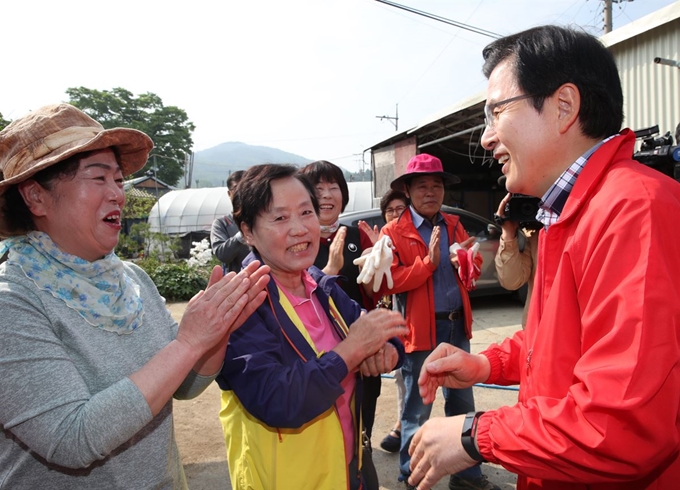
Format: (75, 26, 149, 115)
(600, 1, 680, 47)
(148, 187, 232, 235)
(125, 187, 156, 199)
(123, 175, 176, 191)
(368, 1, 680, 156)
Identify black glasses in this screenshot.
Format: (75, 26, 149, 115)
(385, 205, 406, 216)
(484, 94, 535, 129)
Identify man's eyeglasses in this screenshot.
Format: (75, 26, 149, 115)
(484, 93, 535, 129)
(385, 205, 406, 216)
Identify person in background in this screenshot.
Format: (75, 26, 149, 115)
(377, 188, 409, 453)
(493, 191, 539, 327)
(0, 104, 269, 489)
(216, 163, 407, 489)
(298, 160, 384, 448)
(210, 169, 249, 273)
(408, 25, 680, 490)
(377, 153, 495, 490)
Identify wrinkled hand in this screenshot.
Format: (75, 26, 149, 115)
(496, 192, 511, 218)
(334, 309, 408, 371)
(449, 238, 480, 290)
(408, 415, 476, 490)
(428, 226, 441, 267)
(323, 226, 346, 275)
(358, 220, 380, 246)
(359, 342, 398, 376)
(418, 343, 489, 404)
(497, 193, 519, 239)
(354, 235, 393, 291)
(177, 261, 270, 354)
(466, 244, 481, 289)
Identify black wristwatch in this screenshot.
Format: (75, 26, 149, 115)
(461, 411, 486, 462)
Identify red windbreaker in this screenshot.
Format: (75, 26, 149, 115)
(378, 210, 481, 352)
(477, 130, 680, 489)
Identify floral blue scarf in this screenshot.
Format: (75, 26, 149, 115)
(0, 231, 144, 334)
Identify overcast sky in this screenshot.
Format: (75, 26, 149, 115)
(2, 0, 676, 171)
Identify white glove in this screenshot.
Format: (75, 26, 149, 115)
(354, 235, 394, 292)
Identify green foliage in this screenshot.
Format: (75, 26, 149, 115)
(116, 233, 143, 258)
(115, 222, 180, 260)
(123, 192, 155, 219)
(0, 112, 9, 131)
(66, 87, 195, 185)
(138, 259, 208, 301)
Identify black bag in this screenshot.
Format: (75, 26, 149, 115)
(361, 432, 379, 490)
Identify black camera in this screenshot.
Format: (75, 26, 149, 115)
(495, 176, 542, 229)
(632, 124, 680, 180)
(505, 195, 542, 229)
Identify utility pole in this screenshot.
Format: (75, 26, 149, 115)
(152, 154, 165, 258)
(603, 0, 634, 34)
(376, 103, 399, 131)
(353, 154, 365, 180)
(183, 151, 194, 189)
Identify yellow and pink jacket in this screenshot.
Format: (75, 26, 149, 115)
(216, 257, 404, 489)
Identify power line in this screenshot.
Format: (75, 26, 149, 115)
(374, 0, 501, 39)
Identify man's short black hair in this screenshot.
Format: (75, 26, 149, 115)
(482, 25, 624, 139)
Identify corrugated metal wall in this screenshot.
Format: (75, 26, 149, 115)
(612, 16, 680, 140)
(372, 136, 416, 204)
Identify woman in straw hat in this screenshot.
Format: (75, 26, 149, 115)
(0, 103, 270, 489)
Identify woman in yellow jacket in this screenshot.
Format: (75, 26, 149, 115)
(215, 164, 406, 490)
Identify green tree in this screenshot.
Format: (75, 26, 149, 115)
(122, 191, 156, 219)
(66, 87, 195, 185)
(0, 112, 9, 132)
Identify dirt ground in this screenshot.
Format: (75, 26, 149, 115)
(168, 296, 523, 490)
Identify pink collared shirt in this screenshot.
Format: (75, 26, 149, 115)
(276, 271, 357, 464)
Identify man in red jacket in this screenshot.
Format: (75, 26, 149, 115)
(407, 25, 680, 490)
(378, 154, 494, 490)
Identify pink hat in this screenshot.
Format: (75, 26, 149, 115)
(390, 153, 460, 190)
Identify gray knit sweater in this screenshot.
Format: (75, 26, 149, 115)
(0, 260, 213, 489)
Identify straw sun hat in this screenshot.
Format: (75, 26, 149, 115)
(0, 103, 153, 197)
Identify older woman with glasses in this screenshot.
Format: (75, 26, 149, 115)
(381, 189, 408, 224)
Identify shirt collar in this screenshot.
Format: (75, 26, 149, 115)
(274, 270, 318, 307)
(409, 205, 444, 229)
(537, 134, 618, 228)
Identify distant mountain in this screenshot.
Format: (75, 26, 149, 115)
(188, 142, 313, 187)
